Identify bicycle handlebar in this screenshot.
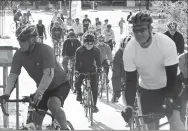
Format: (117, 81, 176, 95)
(0, 95, 53, 117)
(79, 72, 98, 76)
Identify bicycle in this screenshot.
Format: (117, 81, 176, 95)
(98, 65, 111, 103)
(67, 57, 75, 93)
(10, 21, 20, 33)
(80, 72, 97, 126)
(53, 39, 62, 63)
(0, 94, 74, 130)
(128, 89, 188, 130)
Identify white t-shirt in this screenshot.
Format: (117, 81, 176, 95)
(123, 33, 179, 90)
(179, 52, 188, 78)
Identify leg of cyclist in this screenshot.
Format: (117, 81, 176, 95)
(75, 74, 85, 101)
(62, 56, 69, 74)
(102, 59, 109, 81)
(90, 74, 99, 113)
(47, 82, 71, 130)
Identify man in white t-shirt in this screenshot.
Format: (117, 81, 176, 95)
(121, 11, 185, 130)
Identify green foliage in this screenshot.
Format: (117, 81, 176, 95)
(152, 0, 188, 44)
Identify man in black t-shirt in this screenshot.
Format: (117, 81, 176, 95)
(82, 14, 91, 33)
(36, 19, 47, 43)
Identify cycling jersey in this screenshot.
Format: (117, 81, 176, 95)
(36, 24, 45, 37)
(164, 31, 185, 54)
(123, 33, 179, 90)
(97, 44, 112, 63)
(51, 26, 63, 40)
(62, 39, 81, 57)
(10, 43, 68, 91)
(102, 29, 115, 42)
(26, 12, 31, 20)
(179, 52, 188, 84)
(75, 45, 101, 73)
(14, 12, 22, 20)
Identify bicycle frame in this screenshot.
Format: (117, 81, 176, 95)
(80, 73, 96, 126)
(68, 57, 75, 91)
(0, 95, 74, 130)
(53, 39, 62, 62)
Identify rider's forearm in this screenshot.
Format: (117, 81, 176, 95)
(35, 68, 54, 95)
(124, 71, 137, 107)
(165, 64, 178, 97)
(5, 73, 18, 95)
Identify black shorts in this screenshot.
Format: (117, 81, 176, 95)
(139, 74, 186, 123)
(38, 81, 70, 111)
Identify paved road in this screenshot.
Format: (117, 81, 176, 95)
(0, 10, 169, 130)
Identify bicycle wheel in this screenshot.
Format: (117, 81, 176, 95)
(82, 86, 88, 117)
(67, 120, 74, 130)
(98, 74, 104, 98)
(129, 117, 143, 130)
(104, 74, 109, 103)
(88, 88, 94, 126)
(10, 23, 16, 33)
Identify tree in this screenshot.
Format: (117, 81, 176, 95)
(152, 0, 188, 44)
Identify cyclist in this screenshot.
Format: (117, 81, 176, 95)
(82, 14, 91, 33)
(102, 19, 108, 32)
(13, 9, 22, 29)
(95, 18, 102, 27)
(20, 12, 29, 26)
(72, 18, 83, 41)
(118, 17, 125, 35)
(51, 21, 64, 50)
(85, 24, 98, 45)
(96, 35, 112, 83)
(75, 33, 102, 113)
(111, 35, 131, 103)
(178, 52, 188, 122)
(126, 11, 132, 23)
(95, 22, 102, 38)
(26, 9, 34, 24)
(102, 24, 115, 51)
(164, 21, 185, 55)
(62, 32, 81, 74)
(36, 19, 47, 43)
(2, 25, 70, 130)
(121, 11, 185, 130)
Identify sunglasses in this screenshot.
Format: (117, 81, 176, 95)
(132, 27, 148, 33)
(98, 39, 104, 42)
(86, 42, 94, 45)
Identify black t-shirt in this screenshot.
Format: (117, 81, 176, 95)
(82, 18, 91, 27)
(36, 24, 45, 36)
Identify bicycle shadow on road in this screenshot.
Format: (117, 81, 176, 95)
(99, 97, 125, 112)
(89, 120, 114, 130)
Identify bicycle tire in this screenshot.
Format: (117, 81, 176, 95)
(83, 86, 88, 117)
(105, 75, 109, 103)
(10, 23, 16, 33)
(98, 74, 104, 98)
(67, 120, 74, 130)
(88, 88, 93, 126)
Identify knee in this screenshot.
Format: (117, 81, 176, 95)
(47, 97, 61, 114)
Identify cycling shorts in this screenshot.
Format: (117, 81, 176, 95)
(38, 81, 70, 111)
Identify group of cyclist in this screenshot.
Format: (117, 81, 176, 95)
(0, 8, 187, 130)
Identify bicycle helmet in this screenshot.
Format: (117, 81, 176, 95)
(107, 24, 112, 28)
(120, 35, 132, 49)
(68, 32, 76, 38)
(83, 33, 95, 43)
(129, 11, 153, 27)
(167, 21, 177, 30)
(16, 25, 37, 41)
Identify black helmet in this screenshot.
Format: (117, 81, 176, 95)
(167, 21, 177, 30)
(129, 11, 153, 27)
(68, 32, 76, 38)
(83, 33, 95, 42)
(16, 25, 37, 41)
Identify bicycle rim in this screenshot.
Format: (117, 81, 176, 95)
(104, 76, 109, 103)
(83, 88, 88, 117)
(10, 23, 16, 33)
(89, 89, 93, 126)
(130, 117, 143, 130)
